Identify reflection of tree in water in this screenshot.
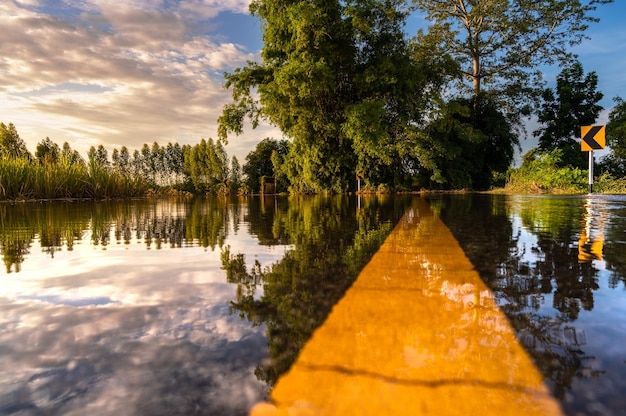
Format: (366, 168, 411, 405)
(0, 197, 238, 273)
(1, 231, 33, 273)
(430, 194, 603, 401)
(0, 203, 83, 273)
(603, 203, 626, 289)
(512, 313, 605, 400)
(221, 195, 411, 387)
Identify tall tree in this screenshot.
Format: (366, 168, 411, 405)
(60, 142, 84, 166)
(0, 122, 31, 160)
(534, 61, 603, 167)
(412, 0, 612, 110)
(606, 97, 626, 160)
(35, 137, 60, 164)
(87, 144, 110, 169)
(219, 0, 439, 192)
(599, 97, 626, 176)
(229, 156, 243, 192)
(115, 146, 132, 176)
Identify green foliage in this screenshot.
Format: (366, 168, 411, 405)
(506, 148, 587, 193)
(599, 96, 626, 177)
(0, 153, 148, 200)
(412, 0, 612, 109)
(243, 138, 289, 192)
(35, 137, 61, 164)
(534, 60, 603, 169)
(221, 0, 443, 193)
(183, 138, 230, 194)
(0, 123, 233, 199)
(416, 95, 519, 190)
(0, 122, 32, 160)
(220, 195, 411, 385)
(593, 172, 626, 194)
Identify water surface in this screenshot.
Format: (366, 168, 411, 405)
(428, 194, 626, 415)
(0, 196, 408, 415)
(1, 194, 626, 415)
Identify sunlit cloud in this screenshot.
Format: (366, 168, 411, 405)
(0, 0, 269, 161)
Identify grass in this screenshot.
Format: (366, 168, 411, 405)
(0, 157, 149, 201)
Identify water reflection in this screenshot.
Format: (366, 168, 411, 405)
(0, 196, 409, 415)
(221, 195, 412, 386)
(578, 198, 607, 263)
(429, 194, 626, 415)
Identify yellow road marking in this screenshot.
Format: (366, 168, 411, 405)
(251, 198, 563, 415)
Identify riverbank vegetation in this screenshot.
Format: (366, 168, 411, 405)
(0, 122, 245, 200)
(2, 1, 625, 199)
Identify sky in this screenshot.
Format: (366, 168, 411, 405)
(1, 0, 625, 164)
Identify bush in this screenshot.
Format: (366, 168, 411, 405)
(594, 172, 626, 194)
(506, 148, 587, 193)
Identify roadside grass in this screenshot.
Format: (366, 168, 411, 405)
(502, 148, 626, 194)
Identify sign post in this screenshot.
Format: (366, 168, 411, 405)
(581, 125, 605, 193)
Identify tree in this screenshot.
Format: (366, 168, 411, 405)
(219, 0, 440, 192)
(243, 138, 289, 192)
(599, 97, 626, 177)
(229, 156, 243, 192)
(606, 97, 626, 159)
(60, 142, 84, 166)
(141, 144, 152, 181)
(0, 122, 32, 160)
(113, 146, 132, 176)
(150, 142, 165, 185)
(35, 137, 60, 164)
(165, 142, 185, 185)
(184, 138, 231, 193)
(412, 0, 612, 110)
(131, 149, 143, 177)
(534, 61, 603, 168)
(87, 145, 110, 169)
(417, 95, 518, 189)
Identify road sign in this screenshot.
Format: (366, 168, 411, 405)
(581, 125, 605, 151)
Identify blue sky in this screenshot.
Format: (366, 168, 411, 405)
(1, 0, 625, 164)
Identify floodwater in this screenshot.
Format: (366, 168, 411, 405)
(0, 194, 625, 415)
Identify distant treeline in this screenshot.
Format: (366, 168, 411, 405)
(0, 122, 249, 200)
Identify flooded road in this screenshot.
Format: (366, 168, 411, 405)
(1, 194, 625, 415)
(430, 194, 626, 415)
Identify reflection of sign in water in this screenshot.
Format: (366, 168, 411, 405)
(578, 199, 606, 263)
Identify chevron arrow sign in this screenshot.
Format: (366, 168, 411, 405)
(581, 125, 606, 151)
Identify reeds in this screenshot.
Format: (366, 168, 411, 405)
(0, 156, 149, 200)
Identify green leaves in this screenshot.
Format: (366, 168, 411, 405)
(412, 0, 612, 108)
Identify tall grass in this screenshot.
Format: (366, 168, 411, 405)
(0, 156, 149, 200)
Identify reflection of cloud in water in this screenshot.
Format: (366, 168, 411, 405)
(0, 245, 271, 415)
(0, 300, 267, 415)
(16, 295, 120, 307)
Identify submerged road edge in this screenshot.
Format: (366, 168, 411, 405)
(250, 197, 563, 416)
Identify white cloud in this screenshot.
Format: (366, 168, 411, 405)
(0, 0, 269, 162)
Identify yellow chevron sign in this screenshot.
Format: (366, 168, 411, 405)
(581, 125, 606, 151)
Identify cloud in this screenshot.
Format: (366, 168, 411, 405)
(0, 0, 271, 161)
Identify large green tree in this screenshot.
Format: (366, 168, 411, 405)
(219, 0, 441, 192)
(534, 61, 603, 168)
(412, 0, 612, 110)
(418, 95, 518, 189)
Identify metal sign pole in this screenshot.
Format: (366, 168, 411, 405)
(589, 150, 593, 194)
